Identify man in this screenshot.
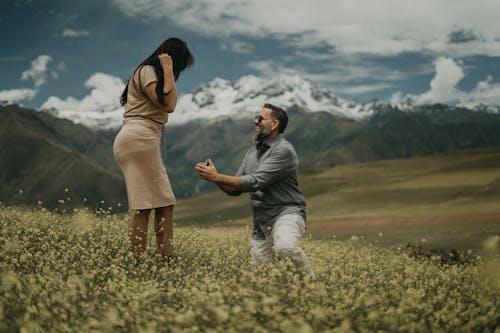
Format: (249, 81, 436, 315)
(195, 103, 315, 277)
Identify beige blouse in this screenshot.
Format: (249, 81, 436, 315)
(124, 65, 169, 124)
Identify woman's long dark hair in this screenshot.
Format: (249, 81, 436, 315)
(120, 37, 195, 106)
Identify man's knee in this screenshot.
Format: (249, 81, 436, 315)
(273, 241, 297, 259)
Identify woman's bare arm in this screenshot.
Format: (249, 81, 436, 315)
(144, 53, 177, 113)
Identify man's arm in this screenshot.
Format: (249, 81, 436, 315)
(213, 173, 242, 191)
(238, 145, 294, 192)
(196, 144, 294, 194)
(217, 181, 240, 195)
(195, 159, 242, 195)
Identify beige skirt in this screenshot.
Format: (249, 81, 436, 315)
(113, 118, 176, 210)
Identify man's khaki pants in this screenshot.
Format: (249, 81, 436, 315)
(250, 214, 315, 278)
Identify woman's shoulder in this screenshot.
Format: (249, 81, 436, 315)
(132, 65, 158, 88)
(140, 64, 156, 72)
(134, 64, 156, 78)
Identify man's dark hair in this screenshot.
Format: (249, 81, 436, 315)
(264, 103, 288, 133)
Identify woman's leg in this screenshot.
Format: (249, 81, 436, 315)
(154, 205, 174, 257)
(128, 209, 152, 257)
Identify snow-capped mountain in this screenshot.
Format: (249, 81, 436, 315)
(42, 103, 124, 130)
(38, 74, 499, 130)
(40, 75, 377, 130)
(171, 74, 375, 125)
(388, 94, 500, 114)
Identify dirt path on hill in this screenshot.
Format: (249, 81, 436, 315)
(308, 213, 500, 229)
(203, 213, 500, 233)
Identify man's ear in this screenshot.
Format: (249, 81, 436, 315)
(272, 119, 280, 131)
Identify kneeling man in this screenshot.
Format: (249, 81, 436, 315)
(195, 103, 315, 278)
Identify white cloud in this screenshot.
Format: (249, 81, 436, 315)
(460, 76, 500, 108)
(247, 58, 400, 96)
(40, 73, 125, 129)
(0, 55, 55, 103)
(0, 88, 37, 103)
(220, 40, 254, 54)
(247, 60, 342, 89)
(20, 55, 52, 87)
(391, 57, 500, 107)
(51, 61, 66, 80)
(42, 73, 124, 111)
(332, 83, 395, 96)
(414, 57, 464, 105)
(247, 60, 299, 77)
(62, 29, 91, 37)
(109, 0, 500, 57)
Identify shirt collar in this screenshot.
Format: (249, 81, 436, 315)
(259, 134, 283, 149)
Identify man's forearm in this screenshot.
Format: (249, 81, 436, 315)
(216, 183, 238, 195)
(214, 173, 241, 191)
(195, 161, 243, 194)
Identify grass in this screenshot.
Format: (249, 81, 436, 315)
(1, 146, 499, 331)
(0, 206, 499, 332)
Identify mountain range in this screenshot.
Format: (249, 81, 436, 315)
(2, 75, 500, 208)
(170, 75, 376, 124)
(40, 74, 499, 130)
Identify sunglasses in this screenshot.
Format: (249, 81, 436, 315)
(254, 115, 268, 123)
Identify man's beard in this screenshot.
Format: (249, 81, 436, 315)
(254, 126, 271, 141)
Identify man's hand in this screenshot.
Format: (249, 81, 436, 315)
(195, 158, 218, 182)
(195, 159, 242, 194)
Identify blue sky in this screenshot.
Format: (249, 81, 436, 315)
(1, 0, 500, 111)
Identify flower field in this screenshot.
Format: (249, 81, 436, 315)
(1, 206, 499, 332)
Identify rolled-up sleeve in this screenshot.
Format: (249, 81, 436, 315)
(227, 151, 248, 196)
(240, 146, 294, 193)
(139, 65, 158, 89)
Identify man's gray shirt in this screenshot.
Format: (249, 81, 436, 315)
(230, 135, 306, 240)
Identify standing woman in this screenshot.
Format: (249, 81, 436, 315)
(113, 37, 194, 258)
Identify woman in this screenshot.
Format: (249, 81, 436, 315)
(113, 37, 194, 258)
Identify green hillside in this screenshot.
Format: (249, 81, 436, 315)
(0, 105, 126, 210)
(175, 145, 500, 250)
(3, 103, 500, 212)
(163, 105, 500, 197)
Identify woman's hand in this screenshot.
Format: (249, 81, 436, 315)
(158, 53, 173, 72)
